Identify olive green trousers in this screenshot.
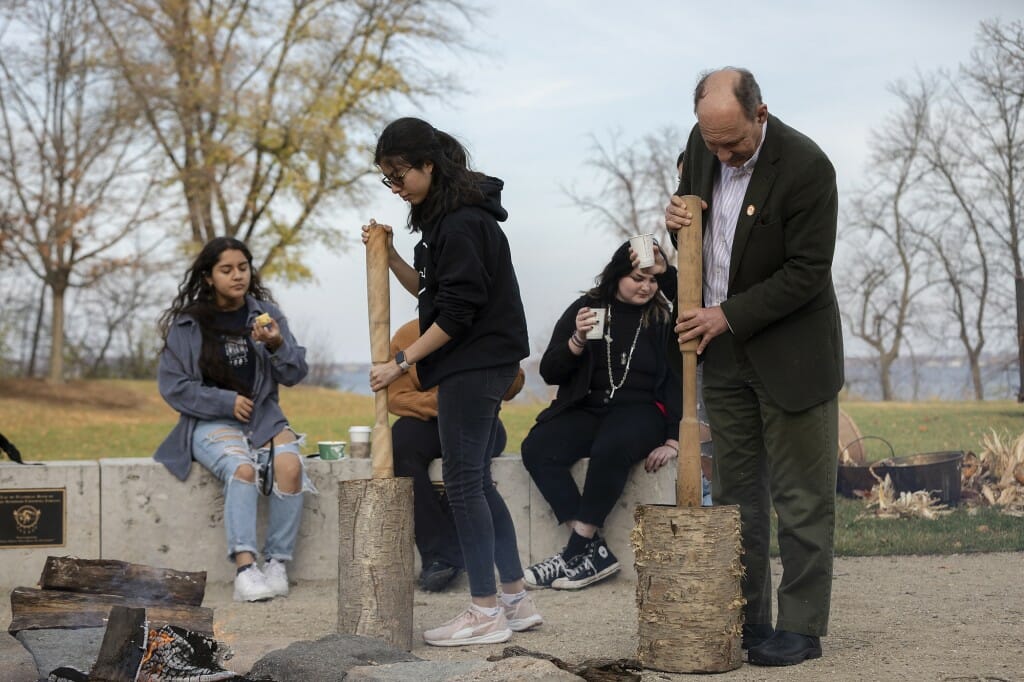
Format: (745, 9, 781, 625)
(702, 336, 838, 636)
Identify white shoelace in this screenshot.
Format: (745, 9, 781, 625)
(530, 554, 566, 582)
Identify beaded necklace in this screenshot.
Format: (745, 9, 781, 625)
(605, 304, 643, 399)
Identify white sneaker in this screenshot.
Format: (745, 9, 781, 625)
(233, 565, 275, 602)
(423, 606, 512, 647)
(262, 558, 289, 597)
(501, 592, 543, 632)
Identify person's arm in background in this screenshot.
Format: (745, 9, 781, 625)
(387, 368, 438, 420)
(386, 320, 438, 420)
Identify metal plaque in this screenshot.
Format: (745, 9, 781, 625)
(0, 488, 66, 548)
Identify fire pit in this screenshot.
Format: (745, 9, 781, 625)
(8, 557, 244, 681)
(839, 449, 964, 505)
(881, 451, 964, 505)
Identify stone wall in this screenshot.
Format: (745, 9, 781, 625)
(0, 456, 677, 591)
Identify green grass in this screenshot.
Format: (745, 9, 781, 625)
(832, 499, 1024, 555)
(840, 401, 1024, 462)
(765, 498, 1024, 557)
(3, 379, 1022, 555)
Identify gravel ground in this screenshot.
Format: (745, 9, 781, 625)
(3, 552, 1023, 681)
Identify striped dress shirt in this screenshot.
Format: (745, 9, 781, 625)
(702, 122, 767, 311)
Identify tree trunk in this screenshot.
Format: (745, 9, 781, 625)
(1015, 276, 1024, 402)
(26, 281, 46, 377)
(633, 504, 744, 673)
(47, 285, 65, 382)
(879, 352, 895, 401)
(337, 477, 414, 651)
(968, 350, 984, 400)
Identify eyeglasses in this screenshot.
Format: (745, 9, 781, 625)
(380, 166, 412, 189)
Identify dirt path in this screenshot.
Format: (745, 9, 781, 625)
(3, 553, 1022, 681)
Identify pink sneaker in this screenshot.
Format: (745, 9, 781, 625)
(502, 593, 543, 632)
(423, 606, 512, 647)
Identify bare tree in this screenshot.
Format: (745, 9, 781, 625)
(839, 20, 1024, 400)
(912, 102, 995, 399)
(564, 127, 685, 261)
(65, 259, 168, 378)
(90, 0, 482, 277)
(837, 80, 938, 400)
(930, 19, 1024, 398)
(0, 0, 165, 381)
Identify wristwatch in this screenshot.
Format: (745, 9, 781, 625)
(395, 350, 411, 372)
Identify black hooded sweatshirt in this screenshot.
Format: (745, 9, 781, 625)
(412, 176, 530, 388)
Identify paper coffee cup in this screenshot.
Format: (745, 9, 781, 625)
(317, 441, 346, 460)
(585, 308, 607, 340)
(348, 426, 371, 458)
(629, 233, 656, 268)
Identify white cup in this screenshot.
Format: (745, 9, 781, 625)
(348, 426, 371, 458)
(629, 233, 656, 268)
(585, 308, 607, 340)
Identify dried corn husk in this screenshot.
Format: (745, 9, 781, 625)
(858, 475, 951, 520)
(967, 431, 1024, 516)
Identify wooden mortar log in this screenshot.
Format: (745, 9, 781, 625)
(365, 222, 395, 479)
(632, 195, 743, 673)
(336, 222, 414, 650)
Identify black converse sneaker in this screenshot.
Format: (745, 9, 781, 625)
(551, 536, 620, 590)
(523, 551, 570, 588)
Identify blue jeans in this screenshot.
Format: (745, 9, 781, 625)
(192, 420, 314, 562)
(437, 364, 523, 597)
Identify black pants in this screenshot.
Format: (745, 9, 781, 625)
(392, 414, 506, 570)
(521, 402, 665, 527)
(437, 364, 523, 597)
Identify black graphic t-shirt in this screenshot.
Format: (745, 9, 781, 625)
(208, 306, 255, 396)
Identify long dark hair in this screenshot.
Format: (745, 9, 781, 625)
(159, 237, 275, 396)
(585, 242, 672, 326)
(374, 117, 485, 231)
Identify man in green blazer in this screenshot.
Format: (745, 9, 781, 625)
(666, 68, 844, 667)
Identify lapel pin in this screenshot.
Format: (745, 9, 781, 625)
(746, 205, 755, 216)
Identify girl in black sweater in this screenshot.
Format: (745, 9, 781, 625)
(364, 117, 539, 647)
(521, 241, 681, 590)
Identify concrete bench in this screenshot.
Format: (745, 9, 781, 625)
(0, 455, 678, 591)
(0, 462, 101, 591)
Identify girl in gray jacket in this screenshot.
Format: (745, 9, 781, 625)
(154, 237, 312, 602)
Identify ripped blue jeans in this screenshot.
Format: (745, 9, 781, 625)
(192, 420, 315, 563)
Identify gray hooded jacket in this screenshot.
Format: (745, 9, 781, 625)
(153, 296, 307, 480)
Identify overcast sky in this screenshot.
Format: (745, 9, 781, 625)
(274, 0, 1024, 365)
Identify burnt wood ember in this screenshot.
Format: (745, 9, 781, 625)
(89, 606, 147, 681)
(42, 607, 248, 682)
(41, 557, 207, 605)
(488, 645, 642, 681)
(9, 587, 214, 633)
(9, 557, 221, 680)
(135, 623, 246, 681)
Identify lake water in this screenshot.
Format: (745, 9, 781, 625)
(323, 355, 1022, 402)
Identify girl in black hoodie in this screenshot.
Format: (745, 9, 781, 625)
(364, 117, 540, 647)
